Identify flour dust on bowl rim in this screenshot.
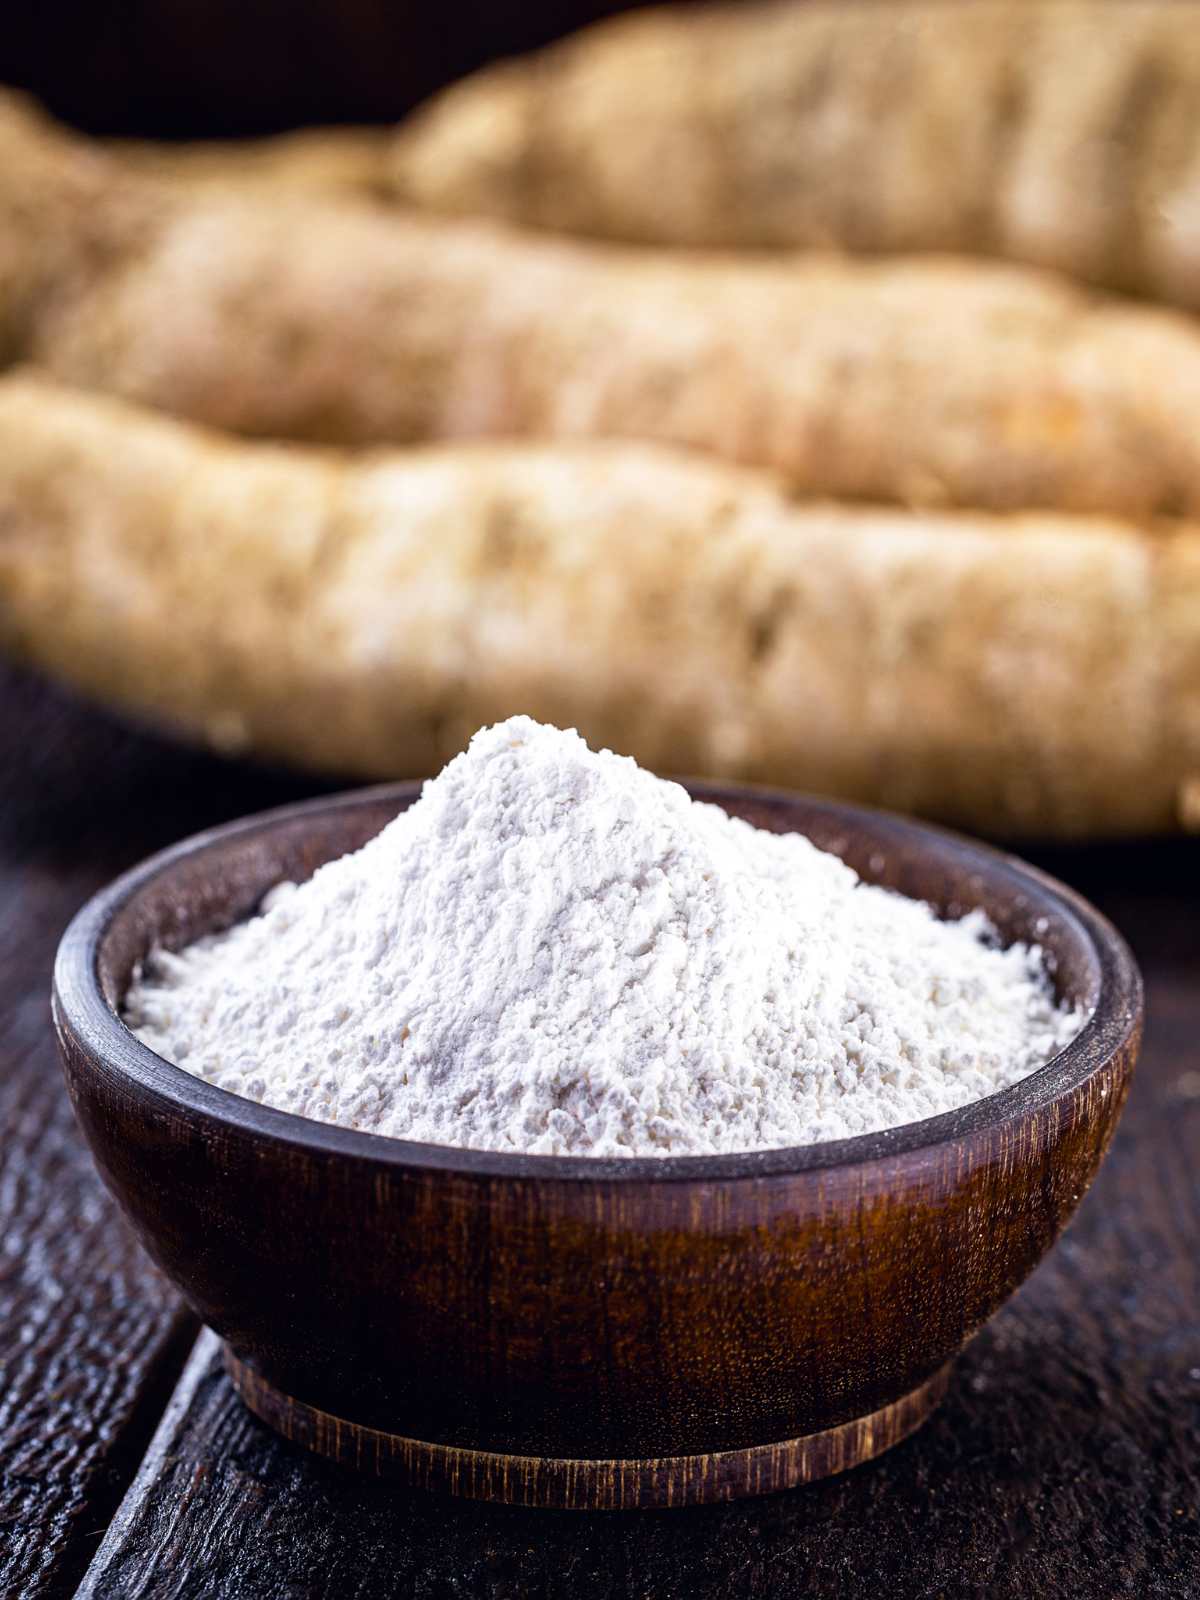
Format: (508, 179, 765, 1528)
(52, 781, 1142, 1509)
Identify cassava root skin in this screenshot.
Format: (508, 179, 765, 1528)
(1, 371, 1197, 840)
(0, 93, 160, 364)
(108, 125, 392, 201)
(389, 0, 1200, 310)
(13, 88, 1200, 516)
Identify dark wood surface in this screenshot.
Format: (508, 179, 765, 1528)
(0, 666, 315, 1600)
(2, 658, 1198, 1594)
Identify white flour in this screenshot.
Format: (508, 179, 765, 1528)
(125, 717, 1084, 1156)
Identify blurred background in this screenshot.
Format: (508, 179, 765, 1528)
(0, 0, 644, 134)
(6, 0, 1200, 845)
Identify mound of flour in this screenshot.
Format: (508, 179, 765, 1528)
(126, 717, 1083, 1156)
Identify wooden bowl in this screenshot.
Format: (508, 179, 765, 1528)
(53, 784, 1141, 1510)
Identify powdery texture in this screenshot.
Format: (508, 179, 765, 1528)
(125, 718, 1084, 1157)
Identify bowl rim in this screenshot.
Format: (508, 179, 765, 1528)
(53, 781, 1143, 1184)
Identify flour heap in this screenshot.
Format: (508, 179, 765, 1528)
(126, 718, 1084, 1156)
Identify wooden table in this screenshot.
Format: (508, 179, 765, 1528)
(2, 659, 1197, 1600)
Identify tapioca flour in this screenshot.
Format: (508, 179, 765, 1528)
(125, 717, 1085, 1156)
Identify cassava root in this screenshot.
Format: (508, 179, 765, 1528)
(389, 0, 1200, 310)
(1, 371, 1198, 839)
(13, 90, 1200, 516)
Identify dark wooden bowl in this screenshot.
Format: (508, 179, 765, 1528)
(53, 784, 1141, 1510)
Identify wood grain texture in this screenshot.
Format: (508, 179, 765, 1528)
(2, 658, 1197, 1592)
(0, 680, 186, 1598)
(77, 811, 1200, 1593)
(53, 781, 1138, 1506)
(0, 944, 193, 1600)
(80, 1071, 1200, 1600)
(0, 663, 318, 1597)
(225, 1351, 953, 1509)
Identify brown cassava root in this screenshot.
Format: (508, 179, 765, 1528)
(389, 0, 1200, 310)
(109, 125, 391, 201)
(1, 371, 1197, 839)
(11, 89, 1200, 516)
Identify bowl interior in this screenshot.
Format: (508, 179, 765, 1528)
(67, 782, 1136, 1178)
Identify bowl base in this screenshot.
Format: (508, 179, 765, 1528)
(224, 1347, 952, 1509)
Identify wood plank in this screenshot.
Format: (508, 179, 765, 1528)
(0, 664, 317, 1598)
(75, 841, 1199, 1598)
